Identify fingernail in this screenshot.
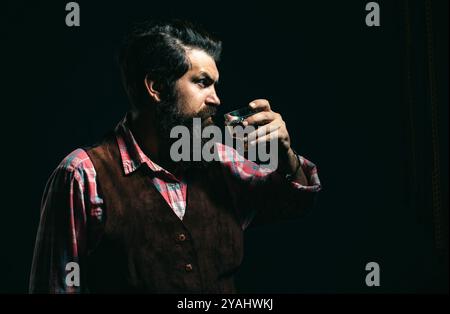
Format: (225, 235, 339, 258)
(242, 120, 248, 126)
(249, 102, 255, 108)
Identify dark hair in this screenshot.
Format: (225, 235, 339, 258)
(118, 19, 222, 110)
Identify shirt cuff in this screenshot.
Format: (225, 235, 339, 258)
(289, 155, 322, 192)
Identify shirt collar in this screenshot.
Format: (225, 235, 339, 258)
(114, 113, 179, 180)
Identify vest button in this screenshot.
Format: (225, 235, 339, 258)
(177, 233, 186, 242)
(185, 263, 193, 272)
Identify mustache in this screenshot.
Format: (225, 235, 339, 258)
(196, 106, 217, 120)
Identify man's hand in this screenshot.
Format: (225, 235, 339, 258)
(243, 99, 305, 182)
(243, 99, 290, 151)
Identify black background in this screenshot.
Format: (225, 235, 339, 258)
(1, 0, 448, 293)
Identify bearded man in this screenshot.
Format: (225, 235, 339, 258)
(29, 19, 321, 293)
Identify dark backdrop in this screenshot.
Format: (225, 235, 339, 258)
(1, 0, 448, 293)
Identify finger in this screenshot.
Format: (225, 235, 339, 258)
(248, 130, 280, 146)
(249, 99, 271, 112)
(243, 111, 278, 126)
(246, 121, 281, 142)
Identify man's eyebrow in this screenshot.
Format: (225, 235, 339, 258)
(198, 71, 219, 84)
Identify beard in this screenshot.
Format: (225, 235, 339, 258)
(154, 89, 218, 171)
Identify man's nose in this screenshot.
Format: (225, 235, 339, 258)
(206, 87, 221, 106)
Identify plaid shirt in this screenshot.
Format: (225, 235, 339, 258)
(30, 115, 321, 293)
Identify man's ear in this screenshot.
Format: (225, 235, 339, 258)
(144, 75, 161, 102)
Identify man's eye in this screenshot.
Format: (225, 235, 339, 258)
(196, 78, 212, 87)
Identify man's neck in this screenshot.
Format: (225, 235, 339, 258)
(128, 109, 176, 172)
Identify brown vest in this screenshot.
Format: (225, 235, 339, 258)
(84, 134, 243, 293)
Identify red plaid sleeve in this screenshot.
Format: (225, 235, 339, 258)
(29, 149, 102, 293)
(216, 143, 321, 229)
(216, 143, 321, 191)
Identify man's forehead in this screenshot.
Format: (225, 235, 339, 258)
(186, 49, 219, 80)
